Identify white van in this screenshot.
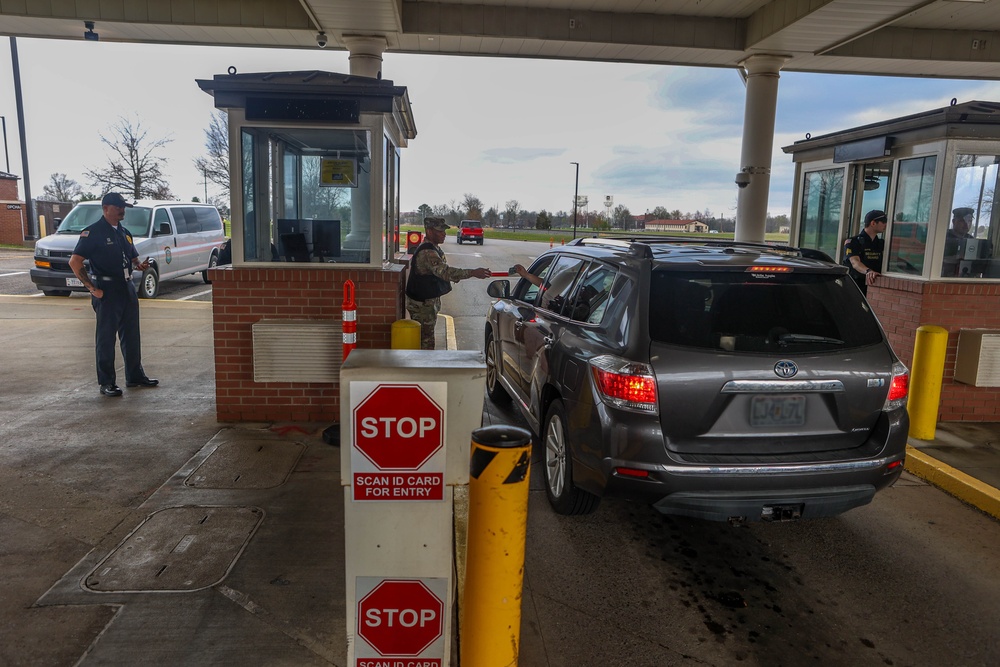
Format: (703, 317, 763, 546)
(31, 200, 228, 298)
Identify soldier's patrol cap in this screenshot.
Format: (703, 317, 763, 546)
(424, 217, 450, 231)
(101, 192, 134, 208)
(953, 207, 975, 219)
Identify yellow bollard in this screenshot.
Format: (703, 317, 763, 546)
(908, 325, 949, 440)
(390, 319, 421, 349)
(461, 425, 532, 667)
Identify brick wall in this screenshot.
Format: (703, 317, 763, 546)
(209, 265, 406, 422)
(0, 176, 26, 246)
(868, 277, 1000, 421)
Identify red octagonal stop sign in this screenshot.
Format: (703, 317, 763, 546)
(353, 384, 443, 470)
(358, 579, 444, 657)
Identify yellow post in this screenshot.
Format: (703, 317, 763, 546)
(908, 325, 949, 440)
(461, 425, 532, 667)
(390, 319, 421, 349)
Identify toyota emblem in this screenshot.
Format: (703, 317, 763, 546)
(774, 360, 798, 378)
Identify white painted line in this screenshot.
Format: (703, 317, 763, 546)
(0, 271, 28, 278)
(178, 289, 213, 301)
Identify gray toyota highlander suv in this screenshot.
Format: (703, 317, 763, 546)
(485, 237, 909, 522)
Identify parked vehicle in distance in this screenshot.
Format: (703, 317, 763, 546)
(457, 219, 484, 245)
(484, 236, 909, 522)
(31, 200, 228, 298)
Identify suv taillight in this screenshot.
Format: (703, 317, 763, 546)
(884, 361, 909, 411)
(590, 355, 658, 414)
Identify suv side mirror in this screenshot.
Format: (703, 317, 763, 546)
(487, 280, 510, 299)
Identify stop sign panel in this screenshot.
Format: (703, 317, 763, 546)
(355, 576, 447, 666)
(351, 382, 447, 502)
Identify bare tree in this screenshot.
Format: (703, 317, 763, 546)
(40, 173, 82, 202)
(85, 115, 174, 200)
(461, 193, 483, 220)
(504, 199, 520, 227)
(194, 110, 230, 199)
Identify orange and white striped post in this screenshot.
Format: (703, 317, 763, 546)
(342, 279, 357, 360)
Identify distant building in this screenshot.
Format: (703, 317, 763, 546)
(644, 218, 709, 233)
(0, 171, 27, 246)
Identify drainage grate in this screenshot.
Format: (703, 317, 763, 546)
(185, 436, 304, 489)
(84, 506, 263, 592)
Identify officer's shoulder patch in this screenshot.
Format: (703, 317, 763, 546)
(80, 230, 89, 237)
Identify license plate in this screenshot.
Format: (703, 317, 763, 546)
(66, 277, 83, 287)
(750, 395, 805, 427)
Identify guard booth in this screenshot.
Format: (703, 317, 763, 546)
(197, 70, 416, 423)
(784, 100, 1000, 421)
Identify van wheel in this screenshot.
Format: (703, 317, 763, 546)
(139, 267, 159, 299)
(203, 252, 219, 284)
(544, 399, 600, 516)
(42, 290, 71, 297)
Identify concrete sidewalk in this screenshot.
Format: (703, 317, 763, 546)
(0, 294, 997, 666)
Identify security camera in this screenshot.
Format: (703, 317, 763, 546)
(316, 32, 327, 48)
(84, 20, 99, 41)
(735, 172, 751, 189)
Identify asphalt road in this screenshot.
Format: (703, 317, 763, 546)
(0, 247, 215, 302)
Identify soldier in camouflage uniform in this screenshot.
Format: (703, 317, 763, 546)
(405, 217, 491, 349)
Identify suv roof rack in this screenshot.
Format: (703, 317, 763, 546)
(567, 234, 831, 262)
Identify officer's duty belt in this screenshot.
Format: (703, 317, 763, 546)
(93, 275, 126, 282)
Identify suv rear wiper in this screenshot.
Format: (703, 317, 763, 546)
(778, 333, 844, 346)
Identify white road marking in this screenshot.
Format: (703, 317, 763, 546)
(178, 289, 213, 301)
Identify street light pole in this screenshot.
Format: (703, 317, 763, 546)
(570, 161, 579, 240)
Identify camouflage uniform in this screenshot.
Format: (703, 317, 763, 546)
(405, 244, 474, 350)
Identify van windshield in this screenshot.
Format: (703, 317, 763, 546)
(56, 205, 152, 238)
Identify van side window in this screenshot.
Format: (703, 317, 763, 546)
(170, 208, 189, 234)
(196, 207, 223, 232)
(153, 208, 170, 235)
(179, 207, 202, 233)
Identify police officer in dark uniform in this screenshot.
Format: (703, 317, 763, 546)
(68, 193, 159, 397)
(844, 209, 888, 296)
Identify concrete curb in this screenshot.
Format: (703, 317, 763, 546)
(905, 445, 1000, 520)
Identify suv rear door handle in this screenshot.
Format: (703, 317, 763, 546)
(543, 335, 554, 347)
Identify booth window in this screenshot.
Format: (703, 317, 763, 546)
(798, 167, 844, 260)
(239, 126, 372, 265)
(942, 154, 998, 279)
(887, 156, 935, 276)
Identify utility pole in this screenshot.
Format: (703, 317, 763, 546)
(10, 37, 37, 239)
(571, 161, 579, 239)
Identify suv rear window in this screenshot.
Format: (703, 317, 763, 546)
(648, 270, 884, 352)
(461, 221, 481, 229)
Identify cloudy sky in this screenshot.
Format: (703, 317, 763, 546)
(3, 37, 1000, 220)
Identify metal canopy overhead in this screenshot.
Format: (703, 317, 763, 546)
(3, 0, 1000, 79)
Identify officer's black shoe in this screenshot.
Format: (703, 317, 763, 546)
(100, 384, 123, 397)
(126, 377, 159, 388)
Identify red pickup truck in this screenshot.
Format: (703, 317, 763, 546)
(457, 219, 484, 245)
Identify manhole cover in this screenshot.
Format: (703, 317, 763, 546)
(85, 506, 263, 592)
(185, 436, 304, 489)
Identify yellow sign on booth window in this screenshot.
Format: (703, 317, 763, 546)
(320, 158, 357, 188)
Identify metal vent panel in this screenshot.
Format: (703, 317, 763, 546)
(252, 319, 342, 383)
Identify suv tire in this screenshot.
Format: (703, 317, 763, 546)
(543, 399, 600, 515)
(485, 330, 510, 403)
